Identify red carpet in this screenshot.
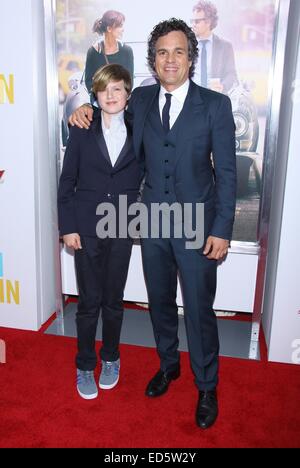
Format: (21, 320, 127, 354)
(0, 326, 299, 448)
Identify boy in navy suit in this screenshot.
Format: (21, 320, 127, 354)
(58, 64, 141, 400)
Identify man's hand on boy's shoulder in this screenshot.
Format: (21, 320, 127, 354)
(69, 104, 94, 129)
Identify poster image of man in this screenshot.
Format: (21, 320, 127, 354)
(191, 0, 238, 94)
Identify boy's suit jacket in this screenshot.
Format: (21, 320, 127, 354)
(58, 109, 142, 237)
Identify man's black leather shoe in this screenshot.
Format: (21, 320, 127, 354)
(196, 389, 218, 429)
(145, 368, 180, 397)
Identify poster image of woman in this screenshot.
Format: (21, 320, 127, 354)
(85, 10, 134, 94)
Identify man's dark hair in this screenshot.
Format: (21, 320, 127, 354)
(193, 1, 219, 30)
(147, 18, 199, 78)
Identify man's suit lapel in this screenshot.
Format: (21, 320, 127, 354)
(133, 84, 160, 159)
(173, 81, 205, 167)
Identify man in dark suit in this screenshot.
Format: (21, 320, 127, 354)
(58, 64, 142, 400)
(70, 19, 236, 429)
(191, 0, 238, 94)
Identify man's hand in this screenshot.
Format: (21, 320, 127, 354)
(69, 104, 94, 129)
(63, 233, 82, 250)
(203, 236, 229, 260)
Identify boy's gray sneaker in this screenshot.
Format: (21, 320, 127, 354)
(76, 369, 98, 400)
(99, 359, 120, 389)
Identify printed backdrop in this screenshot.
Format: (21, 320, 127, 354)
(56, 0, 277, 242)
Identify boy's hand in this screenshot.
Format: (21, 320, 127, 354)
(63, 233, 82, 250)
(69, 105, 94, 129)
